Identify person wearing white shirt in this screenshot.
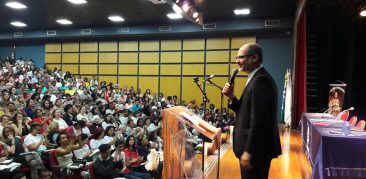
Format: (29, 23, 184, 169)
(24, 123, 47, 152)
(103, 126, 118, 150)
(52, 109, 68, 130)
(73, 134, 94, 160)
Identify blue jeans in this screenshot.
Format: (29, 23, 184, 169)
(124, 171, 151, 179)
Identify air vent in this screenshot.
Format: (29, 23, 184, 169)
(203, 23, 216, 30)
(14, 32, 23, 37)
(80, 29, 92, 35)
(159, 26, 171, 32)
(118, 27, 129, 33)
(265, 20, 280, 27)
(147, 0, 165, 4)
(47, 30, 57, 36)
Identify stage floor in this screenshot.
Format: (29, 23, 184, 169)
(207, 125, 312, 179)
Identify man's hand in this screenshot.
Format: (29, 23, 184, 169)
(222, 83, 235, 100)
(240, 151, 252, 170)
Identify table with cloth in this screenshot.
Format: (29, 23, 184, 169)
(301, 113, 366, 179)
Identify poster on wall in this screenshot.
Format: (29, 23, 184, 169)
(328, 82, 347, 116)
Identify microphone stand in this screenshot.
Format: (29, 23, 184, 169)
(193, 77, 209, 178)
(205, 79, 223, 111)
(204, 79, 222, 179)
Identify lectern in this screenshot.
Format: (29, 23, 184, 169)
(162, 106, 222, 179)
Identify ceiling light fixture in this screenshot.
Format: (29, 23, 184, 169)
(66, 0, 87, 4)
(5, 1, 27, 9)
(108, 15, 125, 22)
(56, 19, 73, 25)
(10, 21, 27, 27)
(167, 13, 183, 19)
(234, 8, 250, 15)
(360, 10, 366, 17)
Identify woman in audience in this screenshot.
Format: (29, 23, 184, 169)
(0, 90, 11, 107)
(22, 99, 35, 119)
(73, 134, 94, 160)
(29, 109, 49, 133)
(9, 86, 18, 102)
(76, 106, 91, 135)
(47, 121, 59, 147)
(123, 135, 144, 172)
(0, 140, 25, 179)
(15, 95, 26, 109)
(89, 127, 106, 150)
(113, 140, 151, 179)
(41, 100, 53, 119)
(63, 104, 76, 126)
(0, 115, 11, 138)
(52, 98, 64, 114)
(102, 114, 118, 129)
(11, 112, 30, 136)
(103, 126, 118, 150)
(52, 109, 68, 130)
(1, 126, 45, 179)
(4, 102, 17, 119)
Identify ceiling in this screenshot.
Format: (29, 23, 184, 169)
(0, 0, 297, 32)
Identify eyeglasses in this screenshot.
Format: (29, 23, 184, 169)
(236, 54, 254, 60)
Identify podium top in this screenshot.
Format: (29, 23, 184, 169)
(162, 106, 221, 141)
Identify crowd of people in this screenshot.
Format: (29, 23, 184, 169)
(0, 57, 235, 179)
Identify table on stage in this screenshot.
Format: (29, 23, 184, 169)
(301, 113, 366, 179)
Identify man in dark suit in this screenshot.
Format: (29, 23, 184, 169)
(222, 43, 282, 179)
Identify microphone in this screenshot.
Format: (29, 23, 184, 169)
(336, 107, 354, 119)
(193, 77, 199, 82)
(203, 75, 215, 82)
(229, 69, 239, 86)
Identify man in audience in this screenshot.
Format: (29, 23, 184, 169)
(94, 144, 120, 178)
(24, 123, 48, 152)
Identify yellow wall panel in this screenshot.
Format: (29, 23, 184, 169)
(62, 64, 78, 74)
(231, 50, 238, 63)
(161, 40, 181, 50)
(119, 65, 138, 75)
(99, 42, 117, 51)
(139, 77, 158, 95)
(79, 65, 97, 74)
(183, 39, 205, 50)
(46, 64, 61, 71)
(45, 43, 61, 52)
(139, 65, 159, 75)
(80, 42, 98, 52)
(233, 77, 248, 100)
(205, 77, 228, 109)
(182, 77, 202, 106)
(140, 41, 159, 51)
(160, 77, 180, 98)
(62, 53, 78, 63)
(231, 37, 256, 49)
(99, 76, 117, 85)
(206, 64, 229, 76)
(140, 52, 159, 63)
(45, 54, 61, 63)
(80, 53, 98, 63)
(99, 53, 117, 63)
(183, 51, 204, 63)
(206, 38, 230, 49)
(160, 65, 181, 75)
(119, 53, 138, 63)
(119, 41, 138, 51)
(182, 64, 204, 75)
(99, 65, 117, 75)
(206, 51, 229, 62)
(119, 76, 137, 89)
(62, 43, 79, 52)
(161, 52, 181, 63)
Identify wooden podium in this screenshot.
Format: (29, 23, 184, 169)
(162, 106, 222, 179)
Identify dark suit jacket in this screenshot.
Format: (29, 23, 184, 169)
(229, 67, 282, 161)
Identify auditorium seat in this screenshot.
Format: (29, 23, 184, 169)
(355, 120, 366, 130)
(337, 111, 349, 121)
(88, 162, 96, 179)
(348, 116, 358, 126)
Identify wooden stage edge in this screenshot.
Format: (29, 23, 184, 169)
(205, 124, 312, 179)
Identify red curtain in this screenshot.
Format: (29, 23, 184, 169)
(292, 10, 307, 128)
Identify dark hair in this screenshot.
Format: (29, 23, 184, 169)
(30, 123, 42, 132)
(104, 126, 115, 136)
(80, 133, 89, 141)
(33, 109, 43, 118)
(26, 99, 34, 108)
(75, 120, 86, 128)
(115, 139, 124, 148)
(42, 100, 53, 109)
(124, 135, 137, 151)
(56, 133, 67, 146)
(64, 104, 73, 113)
(2, 126, 15, 138)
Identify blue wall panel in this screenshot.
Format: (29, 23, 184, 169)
(0, 45, 45, 68)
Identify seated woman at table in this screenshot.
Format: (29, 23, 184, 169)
(123, 135, 145, 172)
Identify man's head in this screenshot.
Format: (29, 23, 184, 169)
(30, 123, 42, 135)
(236, 43, 263, 73)
(99, 144, 111, 160)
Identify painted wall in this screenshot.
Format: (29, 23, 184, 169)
(0, 45, 45, 68)
(258, 36, 293, 122)
(0, 35, 293, 122)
